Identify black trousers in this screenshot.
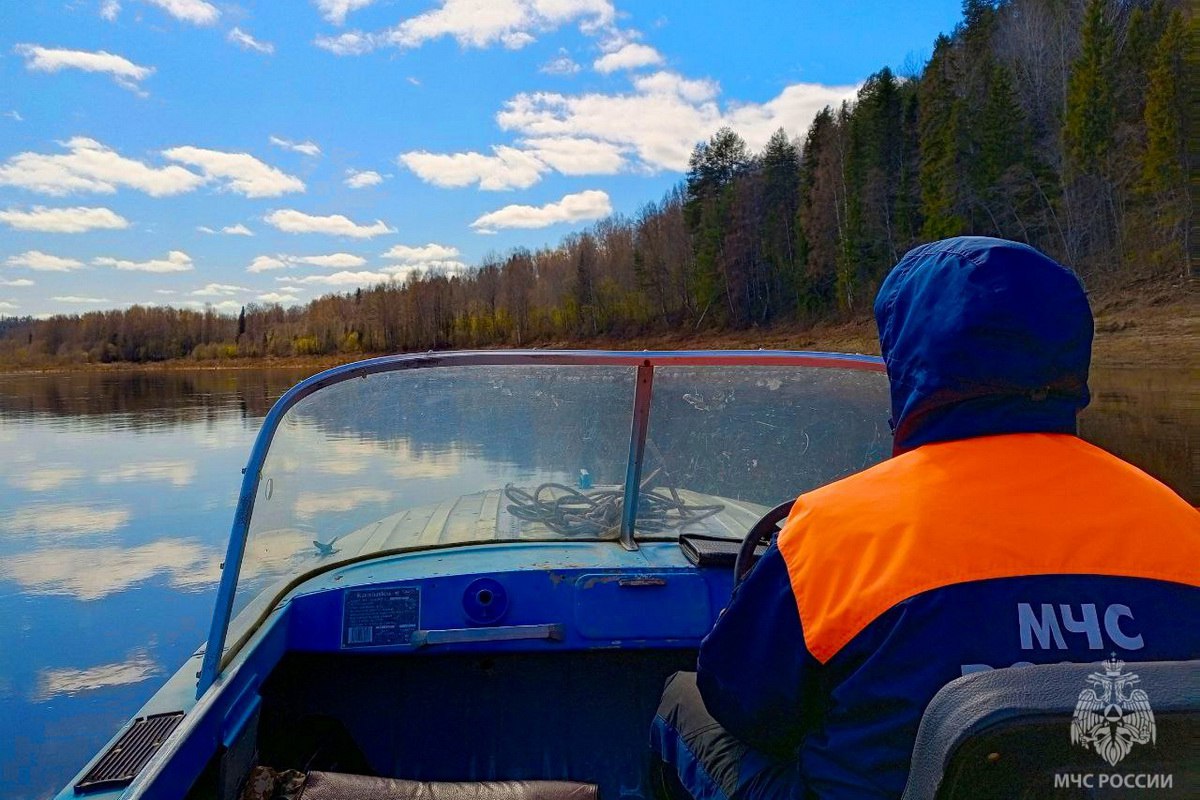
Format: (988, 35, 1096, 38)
(651, 673, 801, 800)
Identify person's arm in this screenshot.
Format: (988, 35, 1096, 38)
(695, 542, 818, 759)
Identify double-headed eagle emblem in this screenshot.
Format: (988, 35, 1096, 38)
(1070, 656, 1156, 766)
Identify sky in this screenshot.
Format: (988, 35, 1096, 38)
(0, 0, 964, 317)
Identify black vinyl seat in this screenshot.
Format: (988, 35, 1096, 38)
(299, 773, 599, 800)
(902, 661, 1199, 799)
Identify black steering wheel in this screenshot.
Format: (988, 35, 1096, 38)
(733, 499, 795, 587)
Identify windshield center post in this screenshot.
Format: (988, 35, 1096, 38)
(620, 362, 655, 551)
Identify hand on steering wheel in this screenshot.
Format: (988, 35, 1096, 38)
(733, 499, 794, 587)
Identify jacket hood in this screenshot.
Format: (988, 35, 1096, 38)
(874, 237, 1093, 454)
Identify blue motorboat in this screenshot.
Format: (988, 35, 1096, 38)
(56, 351, 1199, 800)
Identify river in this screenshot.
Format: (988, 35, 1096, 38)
(0, 364, 1193, 799)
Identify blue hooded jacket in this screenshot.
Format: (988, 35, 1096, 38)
(873, 237, 1093, 453)
(655, 238, 1200, 799)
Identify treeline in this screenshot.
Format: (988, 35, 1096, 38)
(0, 0, 1189, 366)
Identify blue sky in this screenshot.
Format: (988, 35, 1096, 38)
(0, 0, 963, 317)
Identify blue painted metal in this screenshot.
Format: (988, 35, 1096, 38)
(198, 350, 885, 695)
(620, 362, 654, 550)
(65, 540, 734, 800)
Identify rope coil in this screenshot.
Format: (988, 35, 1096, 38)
(504, 473, 724, 537)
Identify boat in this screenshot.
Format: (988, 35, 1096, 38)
(56, 351, 1197, 800)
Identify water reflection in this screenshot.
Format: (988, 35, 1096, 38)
(0, 362, 1191, 800)
(34, 651, 161, 701)
(0, 367, 306, 800)
(1080, 367, 1196, 504)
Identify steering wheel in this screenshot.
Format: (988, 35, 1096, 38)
(733, 499, 794, 587)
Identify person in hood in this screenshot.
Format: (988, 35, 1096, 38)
(651, 237, 1200, 799)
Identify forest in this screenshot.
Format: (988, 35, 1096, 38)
(0, 0, 1190, 366)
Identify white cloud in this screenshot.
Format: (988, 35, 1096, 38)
(248, 255, 287, 273)
(162, 146, 305, 197)
(93, 250, 193, 273)
(398, 137, 623, 191)
(141, 0, 219, 25)
(319, 0, 614, 56)
(377, 244, 469, 278)
(541, 51, 581, 75)
(248, 252, 368, 271)
(5, 251, 86, 271)
(292, 253, 367, 268)
(345, 169, 383, 188)
(0, 206, 130, 233)
(228, 28, 275, 55)
(3, 503, 130, 536)
(386, 0, 613, 50)
(314, 31, 376, 55)
(100, 0, 121, 21)
(315, 0, 377, 25)
(0, 278, 35, 287)
(399, 145, 546, 191)
(264, 209, 394, 238)
(407, 76, 421, 86)
(4, 111, 23, 122)
(190, 283, 248, 297)
(496, 72, 857, 172)
(520, 136, 625, 175)
(14, 44, 153, 92)
(287, 270, 393, 287)
(501, 31, 536, 49)
(35, 650, 160, 700)
(257, 291, 299, 303)
(183, 299, 241, 313)
(53, 295, 113, 303)
(269, 136, 321, 157)
(0, 301, 18, 311)
(380, 261, 466, 280)
(471, 189, 611, 232)
(594, 42, 662, 73)
(0, 137, 205, 197)
(198, 223, 253, 235)
(381, 243, 460, 262)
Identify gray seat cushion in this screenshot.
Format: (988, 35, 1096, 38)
(300, 772, 599, 800)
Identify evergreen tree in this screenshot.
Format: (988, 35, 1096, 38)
(919, 35, 965, 238)
(1063, 0, 1116, 177)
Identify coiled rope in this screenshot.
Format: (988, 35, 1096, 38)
(504, 468, 724, 537)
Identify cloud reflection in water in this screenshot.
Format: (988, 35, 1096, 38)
(34, 650, 161, 700)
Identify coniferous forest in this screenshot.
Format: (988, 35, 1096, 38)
(0, 0, 1190, 366)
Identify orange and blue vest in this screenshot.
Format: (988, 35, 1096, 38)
(692, 239, 1200, 798)
(696, 434, 1199, 798)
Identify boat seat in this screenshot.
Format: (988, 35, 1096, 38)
(300, 772, 600, 800)
(902, 660, 1200, 799)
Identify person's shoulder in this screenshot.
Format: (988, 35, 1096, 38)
(1064, 436, 1198, 518)
(791, 445, 927, 512)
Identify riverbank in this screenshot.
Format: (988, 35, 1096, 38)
(2, 284, 1194, 374)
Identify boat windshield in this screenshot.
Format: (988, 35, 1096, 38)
(225, 353, 890, 620)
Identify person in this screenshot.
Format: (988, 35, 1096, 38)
(650, 236, 1200, 799)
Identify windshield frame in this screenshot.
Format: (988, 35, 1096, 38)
(198, 349, 885, 696)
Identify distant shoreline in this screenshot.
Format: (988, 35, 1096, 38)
(1, 290, 1193, 375)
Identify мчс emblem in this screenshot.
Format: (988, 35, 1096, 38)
(1070, 655, 1156, 766)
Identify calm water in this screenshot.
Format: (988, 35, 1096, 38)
(0, 365, 1194, 800)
